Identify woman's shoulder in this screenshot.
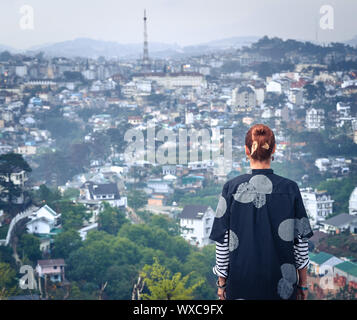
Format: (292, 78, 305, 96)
(223, 172, 299, 194)
(223, 173, 251, 192)
(271, 173, 299, 193)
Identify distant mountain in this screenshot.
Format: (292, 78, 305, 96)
(346, 35, 357, 47)
(0, 44, 15, 53)
(22, 36, 260, 59)
(25, 38, 181, 59)
(195, 36, 260, 49)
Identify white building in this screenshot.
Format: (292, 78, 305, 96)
(336, 102, 351, 117)
(319, 213, 357, 234)
(122, 81, 137, 97)
(266, 80, 282, 94)
(133, 72, 207, 90)
(188, 160, 214, 171)
(185, 111, 194, 125)
(261, 107, 274, 119)
(0, 169, 28, 187)
(249, 85, 265, 106)
(15, 65, 28, 77)
(82, 69, 96, 80)
(136, 79, 152, 94)
(309, 252, 343, 276)
(0, 210, 3, 227)
(349, 187, 357, 215)
(179, 205, 215, 247)
(300, 188, 334, 227)
(333, 261, 357, 285)
(26, 205, 60, 235)
(81, 182, 127, 208)
(162, 165, 177, 176)
(315, 158, 330, 172)
(17, 145, 37, 156)
(231, 86, 256, 109)
(305, 107, 325, 130)
(146, 179, 173, 194)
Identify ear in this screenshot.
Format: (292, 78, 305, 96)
(245, 145, 250, 156)
(272, 143, 276, 154)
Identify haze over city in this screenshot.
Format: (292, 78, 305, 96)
(0, 0, 357, 50)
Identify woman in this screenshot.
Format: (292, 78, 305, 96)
(209, 124, 313, 300)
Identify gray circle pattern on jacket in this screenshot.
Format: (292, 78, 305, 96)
(278, 217, 313, 242)
(277, 263, 297, 299)
(278, 219, 295, 242)
(295, 217, 312, 239)
(233, 175, 273, 209)
(215, 195, 227, 218)
(229, 230, 239, 252)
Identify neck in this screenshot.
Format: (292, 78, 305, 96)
(250, 160, 271, 169)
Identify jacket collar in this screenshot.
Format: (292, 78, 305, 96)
(251, 168, 274, 175)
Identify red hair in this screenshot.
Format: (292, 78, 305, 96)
(245, 124, 275, 162)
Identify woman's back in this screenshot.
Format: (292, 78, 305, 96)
(209, 168, 313, 300)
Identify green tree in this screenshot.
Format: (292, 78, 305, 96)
(335, 284, 357, 300)
(182, 245, 216, 300)
(63, 71, 84, 82)
(66, 231, 141, 299)
(52, 229, 82, 259)
(57, 202, 91, 231)
(104, 264, 138, 300)
(40, 118, 83, 144)
(18, 234, 42, 263)
(62, 188, 80, 200)
(304, 84, 318, 101)
(98, 203, 128, 235)
(127, 190, 148, 210)
(33, 184, 62, 207)
(0, 262, 16, 300)
(140, 257, 203, 300)
(148, 215, 181, 236)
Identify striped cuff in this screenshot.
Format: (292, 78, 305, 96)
(294, 233, 310, 270)
(213, 230, 229, 278)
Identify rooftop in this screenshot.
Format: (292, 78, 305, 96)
(83, 181, 121, 199)
(310, 251, 334, 265)
(321, 213, 357, 227)
(37, 259, 65, 268)
(180, 205, 210, 220)
(334, 261, 357, 278)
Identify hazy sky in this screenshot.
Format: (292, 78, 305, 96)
(0, 0, 356, 49)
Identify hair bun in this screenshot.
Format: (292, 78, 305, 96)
(255, 128, 266, 136)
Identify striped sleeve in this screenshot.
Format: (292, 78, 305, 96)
(213, 230, 229, 278)
(294, 233, 310, 270)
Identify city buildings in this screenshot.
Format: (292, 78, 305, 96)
(319, 213, 357, 234)
(179, 205, 215, 247)
(300, 188, 334, 227)
(132, 72, 207, 90)
(305, 107, 325, 130)
(349, 187, 357, 215)
(80, 182, 127, 208)
(36, 259, 66, 283)
(231, 86, 256, 111)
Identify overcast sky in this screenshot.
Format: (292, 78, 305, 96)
(0, 0, 356, 49)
